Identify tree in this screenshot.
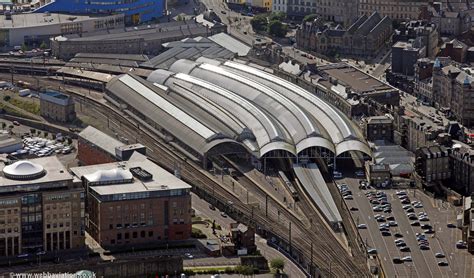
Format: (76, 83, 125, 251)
(1, 122, 5, 129)
(44, 132, 49, 138)
(3, 95, 10, 101)
(303, 14, 318, 22)
(269, 11, 286, 22)
(39, 41, 47, 50)
(270, 258, 285, 273)
(267, 20, 288, 38)
(21, 43, 28, 52)
(30, 128, 36, 134)
(250, 14, 267, 32)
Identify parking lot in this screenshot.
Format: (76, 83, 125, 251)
(340, 177, 472, 278)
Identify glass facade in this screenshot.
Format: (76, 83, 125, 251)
(21, 193, 43, 254)
(35, 0, 164, 24)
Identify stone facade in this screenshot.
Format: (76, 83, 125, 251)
(296, 12, 392, 58)
(415, 145, 451, 183)
(364, 116, 393, 142)
(358, 0, 428, 21)
(39, 91, 76, 123)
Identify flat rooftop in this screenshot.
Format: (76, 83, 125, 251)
(78, 126, 123, 156)
(70, 152, 191, 196)
(0, 156, 72, 187)
(318, 63, 394, 94)
(0, 13, 101, 29)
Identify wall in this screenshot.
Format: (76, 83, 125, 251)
(77, 139, 117, 166)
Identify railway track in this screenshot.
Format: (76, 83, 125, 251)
(1, 73, 370, 277)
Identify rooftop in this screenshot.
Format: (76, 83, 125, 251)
(0, 156, 72, 187)
(78, 126, 123, 156)
(0, 13, 105, 29)
(70, 152, 191, 196)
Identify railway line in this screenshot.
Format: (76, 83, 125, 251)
(0, 72, 370, 277)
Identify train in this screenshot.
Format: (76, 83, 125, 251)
(279, 170, 298, 200)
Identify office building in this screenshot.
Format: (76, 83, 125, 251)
(35, 0, 164, 25)
(393, 20, 439, 58)
(392, 41, 425, 76)
(0, 157, 84, 257)
(70, 152, 192, 248)
(39, 90, 76, 123)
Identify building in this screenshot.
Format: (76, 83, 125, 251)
(432, 59, 474, 127)
(363, 116, 393, 142)
(0, 157, 84, 257)
(275, 61, 400, 118)
(393, 20, 439, 58)
(406, 115, 444, 152)
(0, 13, 124, 47)
(272, 0, 288, 13)
(316, 0, 358, 26)
(358, 0, 428, 21)
(35, 0, 164, 25)
(0, 135, 22, 154)
(462, 195, 474, 253)
(392, 41, 425, 76)
(51, 20, 225, 60)
(413, 58, 434, 104)
(229, 223, 256, 254)
(39, 90, 76, 123)
(70, 152, 192, 248)
(429, 3, 474, 36)
(365, 162, 391, 187)
(296, 12, 392, 58)
(450, 141, 474, 195)
(439, 39, 468, 64)
(415, 145, 451, 183)
(77, 126, 124, 166)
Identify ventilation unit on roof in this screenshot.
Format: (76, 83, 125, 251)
(129, 167, 153, 181)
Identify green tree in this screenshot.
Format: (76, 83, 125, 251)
(3, 95, 11, 101)
(176, 14, 183, 21)
(270, 258, 285, 273)
(269, 11, 286, 21)
(267, 20, 288, 37)
(39, 41, 47, 50)
(21, 43, 28, 52)
(250, 14, 267, 32)
(1, 122, 5, 129)
(303, 14, 318, 22)
(30, 128, 36, 134)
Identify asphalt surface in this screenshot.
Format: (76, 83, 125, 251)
(341, 177, 472, 278)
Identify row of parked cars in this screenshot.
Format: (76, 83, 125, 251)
(13, 136, 74, 157)
(395, 190, 450, 266)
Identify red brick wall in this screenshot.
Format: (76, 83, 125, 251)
(77, 139, 117, 166)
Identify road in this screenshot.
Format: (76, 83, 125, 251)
(341, 177, 472, 278)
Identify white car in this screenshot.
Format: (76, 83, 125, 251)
(402, 256, 412, 262)
(357, 224, 367, 229)
(184, 253, 193, 259)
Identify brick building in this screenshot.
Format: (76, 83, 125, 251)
(70, 152, 192, 249)
(39, 90, 76, 123)
(450, 141, 474, 195)
(229, 223, 256, 253)
(77, 126, 123, 166)
(0, 157, 84, 257)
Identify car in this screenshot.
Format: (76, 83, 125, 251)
(373, 206, 383, 212)
(399, 246, 411, 252)
(389, 221, 398, 227)
(370, 199, 380, 204)
(376, 217, 386, 222)
(456, 240, 467, 249)
(420, 245, 430, 250)
(402, 256, 412, 262)
(357, 224, 367, 229)
(367, 248, 377, 255)
(381, 231, 391, 236)
(386, 216, 395, 221)
(405, 207, 415, 213)
(414, 203, 423, 208)
(392, 257, 403, 264)
(396, 242, 406, 247)
(333, 171, 342, 179)
(401, 199, 411, 204)
(421, 224, 432, 229)
(350, 207, 359, 211)
(437, 261, 449, 266)
(12, 121, 20, 126)
(343, 195, 353, 200)
(17, 254, 29, 258)
(402, 205, 412, 210)
(424, 229, 435, 234)
(396, 191, 407, 196)
(220, 10, 226, 14)
(383, 208, 392, 213)
(184, 253, 193, 259)
(408, 215, 418, 220)
(411, 221, 420, 226)
(209, 204, 216, 210)
(419, 217, 429, 222)
(394, 233, 404, 238)
(447, 223, 456, 228)
(379, 223, 389, 228)
(379, 227, 389, 232)
(435, 253, 445, 258)
(220, 212, 228, 218)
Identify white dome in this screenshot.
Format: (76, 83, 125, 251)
(84, 168, 133, 183)
(3, 160, 45, 180)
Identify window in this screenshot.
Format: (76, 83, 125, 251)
(132, 232, 137, 238)
(141, 231, 145, 238)
(117, 233, 122, 240)
(125, 233, 129, 239)
(148, 231, 153, 237)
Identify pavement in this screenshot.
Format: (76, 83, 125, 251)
(340, 176, 472, 278)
